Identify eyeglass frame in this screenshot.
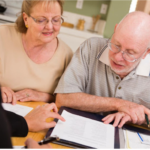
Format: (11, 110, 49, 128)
(29, 15, 64, 26)
(108, 42, 148, 63)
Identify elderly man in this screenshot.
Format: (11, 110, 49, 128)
(55, 11, 150, 127)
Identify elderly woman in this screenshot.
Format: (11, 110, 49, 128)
(0, 0, 73, 104)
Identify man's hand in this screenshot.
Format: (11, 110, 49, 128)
(24, 103, 65, 132)
(102, 112, 131, 128)
(1, 87, 17, 105)
(25, 138, 51, 148)
(15, 89, 52, 102)
(118, 102, 150, 125)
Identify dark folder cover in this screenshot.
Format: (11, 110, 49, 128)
(45, 106, 120, 149)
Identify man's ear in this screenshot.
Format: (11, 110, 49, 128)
(114, 24, 118, 32)
(142, 48, 150, 59)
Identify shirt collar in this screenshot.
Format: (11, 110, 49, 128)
(97, 45, 150, 77)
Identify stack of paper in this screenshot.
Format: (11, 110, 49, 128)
(123, 129, 150, 148)
(2, 103, 33, 117)
(51, 110, 115, 149)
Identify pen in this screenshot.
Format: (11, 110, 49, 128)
(137, 132, 150, 145)
(145, 114, 150, 128)
(23, 136, 60, 148)
(137, 132, 143, 142)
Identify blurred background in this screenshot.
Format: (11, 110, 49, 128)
(0, 0, 149, 52)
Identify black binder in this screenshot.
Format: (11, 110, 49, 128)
(46, 107, 150, 148)
(123, 124, 150, 136)
(45, 107, 121, 149)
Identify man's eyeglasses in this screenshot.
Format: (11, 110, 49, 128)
(108, 43, 139, 62)
(30, 15, 64, 26)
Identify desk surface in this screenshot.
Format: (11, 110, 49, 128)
(11, 101, 71, 149)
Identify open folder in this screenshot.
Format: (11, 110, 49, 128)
(45, 107, 123, 148)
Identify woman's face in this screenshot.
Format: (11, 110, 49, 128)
(24, 2, 62, 44)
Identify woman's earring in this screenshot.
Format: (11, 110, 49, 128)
(26, 25, 28, 28)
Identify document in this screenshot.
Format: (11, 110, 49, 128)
(51, 110, 115, 148)
(2, 103, 33, 117)
(13, 146, 24, 149)
(123, 129, 150, 148)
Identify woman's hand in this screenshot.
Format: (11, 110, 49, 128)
(1, 87, 17, 105)
(25, 138, 51, 148)
(102, 112, 132, 128)
(15, 89, 53, 102)
(24, 103, 65, 132)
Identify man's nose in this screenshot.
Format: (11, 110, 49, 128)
(114, 51, 124, 61)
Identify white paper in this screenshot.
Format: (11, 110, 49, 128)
(13, 146, 24, 149)
(51, 110, 115, 149)
(2, 103, 33, 117)
(123, 129, 150, 148)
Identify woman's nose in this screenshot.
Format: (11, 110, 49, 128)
(45, 20, 53, 29)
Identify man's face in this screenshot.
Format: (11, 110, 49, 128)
(108, 31, 146, 78)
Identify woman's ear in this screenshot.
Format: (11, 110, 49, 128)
(22, 12, 28, 26)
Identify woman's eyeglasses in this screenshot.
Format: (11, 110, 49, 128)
(30, 15, 64, 26)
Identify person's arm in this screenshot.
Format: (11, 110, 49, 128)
(56, 93, 119, 112)
(5, 103, 65, 135)
(15, 89, 55, 103)
(24, 103, 65, 132)
(56, 93, 150, 125)
(1, 86, 55, 104)
(5, 110, 28, 137)
(0, 104, 12, 148)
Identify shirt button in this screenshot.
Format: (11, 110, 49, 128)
(116, 76, 119, 79)
(118, 87, 121, 89)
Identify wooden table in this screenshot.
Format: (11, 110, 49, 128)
(11, 101, 71, 149)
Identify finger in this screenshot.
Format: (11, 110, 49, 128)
(47, 103, 58, 113)
(16, 95, 26, 101)
(15, 93, 28, 101)
(41, 143, 52, 148)
(6, 92, 13, 103)
(8, 89, 17, 104)
(36, 105, 40, 109)
(12, 94, 17, 105)
(135, 110, 145, 125)
(25, 138, 51, 148)
(118, 115, 131, 128)
(102, 115, 111, 121)
(45, 121, 56, 129)
(129, 112, 138, 124)
(44, 103, 58, 113)
(19, 97, 31, 102)
(103, 115, 115, 124)
(113, 113, 124, 127)
(48, 112, 65, 122)
(2, 92, 7, 103)
(25, 138, 39, 148)
(144, 107, 150, 119)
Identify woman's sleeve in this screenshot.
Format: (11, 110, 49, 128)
(0, 89, 28, 148)
(5, 110, 28, 137)
(0, 103, 12, 148)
